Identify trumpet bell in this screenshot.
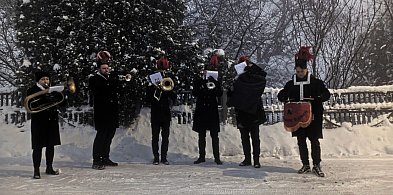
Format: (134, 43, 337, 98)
(67, 78, 76, 93)
(206, 82, 216, 89)
(160, 77, 174, 91)
(118, 74, 132, 81)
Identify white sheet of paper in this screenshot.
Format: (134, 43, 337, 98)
(234, 62, 247, 75)
(205, 71, 219, 81)
(149, 72, 163, 85)
(48, 86, 64, 93)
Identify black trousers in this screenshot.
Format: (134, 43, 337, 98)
(32, 146, 54, 168)
(151, 121, 170, 159)
(197, 130, 220, 159)
(297, 134, 321, 165)
(239, 125, 260, 158)
(93, 128, 116, 162)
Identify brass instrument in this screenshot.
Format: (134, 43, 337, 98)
(206, 81, 216, 89)
(160, 77, 174, 91)
(24, 78, 76, 113)
(118, 74, 132, 81)
(154, 77, 174, 101)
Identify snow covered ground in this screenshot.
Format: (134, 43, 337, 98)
(1, 108, 393, 194)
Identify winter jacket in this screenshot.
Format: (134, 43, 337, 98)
(192, 77, 223, 132)
(89, 73, 120, 130)
(146, 84, 176, 124)
(27, 84, 64, 149)
(277, 74, 331, 139)
(227, 65, 267, 128)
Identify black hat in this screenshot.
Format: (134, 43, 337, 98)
(34, 71, 50, 82)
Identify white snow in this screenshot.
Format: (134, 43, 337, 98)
(53, 64, 61, 71)
(0, 108, 393, 194)
(22, 59, 31, 67)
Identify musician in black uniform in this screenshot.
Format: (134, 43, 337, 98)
(277, 47, 330, 177)
(192, 64, 223, 165)
(27, 71, 65, 179)
(227, 56, 267, 168)
(146, 57, 176, 165)
(89, 51, 120, 170)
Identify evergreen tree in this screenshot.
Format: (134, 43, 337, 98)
(15, 0, 200, 126)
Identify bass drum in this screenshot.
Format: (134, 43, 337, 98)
(283, 102, 312, 132)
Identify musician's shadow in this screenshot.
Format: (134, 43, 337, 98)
(110, 136, 195, 165)
(221, 164, 296, 179)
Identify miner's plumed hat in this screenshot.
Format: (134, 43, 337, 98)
(295, 46, 314, 69)
(96, 50, 112, 67)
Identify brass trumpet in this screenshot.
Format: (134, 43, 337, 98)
(160, 77, 174, 91)
(24, 78, 76, 113)
(206, 81, 216, 89)
(153, 77, 174, 101)
(118, 74, 132, 81)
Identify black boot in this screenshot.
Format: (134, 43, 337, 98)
(33, 167, 40, 179)
(92, 158, 105, 170)
(298, 164, 311, 174)
(46, 165, 60, 175)
(253, 156, 261, 168)
(161, 157, 169, 165)
(193, 157, 205, 164)
(153, 157, 159, 165)
(312, 164, 325, 177)
(103, 158, 118, 166)
(214, 158, 223, 165)
(239, 155, 252, 166)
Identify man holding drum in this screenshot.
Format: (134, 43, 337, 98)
(277, 46, 330, 177)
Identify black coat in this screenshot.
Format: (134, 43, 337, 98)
(27, 84, 63, 149)
(192, 78, 223, 132)
(227, 65, 267, 128)
(89, 73, 119, 130)
(277, 74, 331, 139)
(146, 85, 176, 124)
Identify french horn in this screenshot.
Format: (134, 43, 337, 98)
(24, 78, 76, 113)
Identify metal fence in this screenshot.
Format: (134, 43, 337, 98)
(2, 86, 393, 128)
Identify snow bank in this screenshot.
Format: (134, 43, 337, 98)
(0, 107, 393, 165)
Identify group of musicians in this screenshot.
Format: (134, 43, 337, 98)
(26, 47, 330, 179)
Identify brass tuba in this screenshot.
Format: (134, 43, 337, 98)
(24, 78, 76, 113)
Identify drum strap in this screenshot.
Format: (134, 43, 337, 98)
(293, 74, 310, 100)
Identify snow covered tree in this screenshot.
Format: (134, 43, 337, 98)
(14, 0, 199, 126)
(352, 1, 393, 86)
(185, 0, 294, 87)
(0, 0, 23, 88)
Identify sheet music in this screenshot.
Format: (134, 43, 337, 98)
(205, 71, 219, 80)
(149, 72, 163, 85)
(234, 62, 247, 75)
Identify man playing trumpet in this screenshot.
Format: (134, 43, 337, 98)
(277, 46, 330, 177)
(89, 50, 120, 170)
(146, 56, 176, 165)
(192, 58, 223, 165)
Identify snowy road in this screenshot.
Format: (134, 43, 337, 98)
(0, 156, 392, 195)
